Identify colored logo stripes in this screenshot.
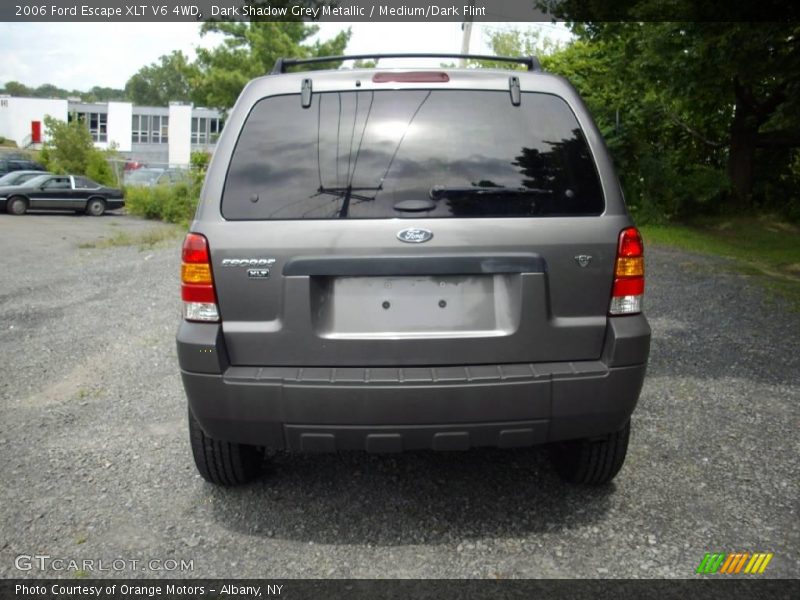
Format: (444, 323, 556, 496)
(696, 552, 774, 574)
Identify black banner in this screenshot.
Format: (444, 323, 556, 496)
(2, 579, 799, 600)
(3, 0, 799, 22)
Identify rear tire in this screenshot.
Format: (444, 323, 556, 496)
(188, 408, 264, 486)
(551, 420, 630, 485)
(85, 198, 106, 216)
(6, 196, 27, 215)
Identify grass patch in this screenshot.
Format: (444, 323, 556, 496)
(640, 215, 800, 309)
(78, 226, 182, 250)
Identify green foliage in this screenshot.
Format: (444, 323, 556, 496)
(1, 80, 126, 102)
(471, 28, 563, 70)
(189, 150, 211, 190)
(125, 182, 199, 226)
(85, 151, 115, 186)
(40, 116, 117, 186)
(124, 51, 198, 106)
(190, 150, 211, 172)
(2, 81, 31, 96)
(125, 149, 211, 226)
(194, 22, 351, 109)
(41, 116, 95, 174)
(489, 21, 800, 222)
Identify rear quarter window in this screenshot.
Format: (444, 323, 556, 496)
(222, 90, 603, 220)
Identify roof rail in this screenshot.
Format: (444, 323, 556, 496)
(271, 53, 542, 75)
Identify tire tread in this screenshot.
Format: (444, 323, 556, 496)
(552, 420, 630, 485)
(188, 408, 262, 486)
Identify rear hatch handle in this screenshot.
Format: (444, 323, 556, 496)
(283, 254, 546, 277)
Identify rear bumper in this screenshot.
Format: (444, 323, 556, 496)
(177, 316, 650, 451)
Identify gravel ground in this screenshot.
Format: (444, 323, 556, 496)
(0, 212, 797, 579)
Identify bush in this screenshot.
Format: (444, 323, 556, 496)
(125, 182, 200, 225)
(623, 151, 730, 225)
(125, 151, 209, 226)
(85, 151, 116, 186)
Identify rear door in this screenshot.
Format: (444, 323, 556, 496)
(210, 88, 624, 367)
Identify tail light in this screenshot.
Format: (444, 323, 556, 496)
(181, 233, 219, 322)
(609, 227, 644, 315)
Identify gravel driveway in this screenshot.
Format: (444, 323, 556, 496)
(0, 213, 797, 579)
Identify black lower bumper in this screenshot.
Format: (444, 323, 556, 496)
(177, 316, 650, 451)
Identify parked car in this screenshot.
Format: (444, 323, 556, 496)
(0, 169, 51, 186)
(124, 159, 145, 172)
(177, 53, 651, 486)
(124, 167, 189, 187)
(0, 174, 124, 216)
(0, 157, 46, 177)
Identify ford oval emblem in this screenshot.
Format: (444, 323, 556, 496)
(397, 227, 433, 243)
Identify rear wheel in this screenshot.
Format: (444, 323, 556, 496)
(85, 198, 106, 216)
(6, 196, 27, 215)
(188, 408, 264, 486)
(551, 420, 630, 485)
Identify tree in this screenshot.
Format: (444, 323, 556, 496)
(537, 1, 800, 212)
(468, 27, 563, 69)
(85, 86, 128, 102)
(39, 116, 116, 186)
(1, 81, 125, 102)
(592, 22, 799, 207)
(124, 50, 198, 106)
(33, 84, 65, 98)
(2, 81, 33, 96)
(193, 22, 350, 109)
(485, 17, 800, 218)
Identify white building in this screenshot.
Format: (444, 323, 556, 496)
(0, 95, 223, 167)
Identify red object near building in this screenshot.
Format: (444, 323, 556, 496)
(31, 121, 41, 144)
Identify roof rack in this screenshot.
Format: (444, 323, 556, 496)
(271, 53, 542, 75)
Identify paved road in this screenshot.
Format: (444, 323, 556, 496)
(0, 213, 797, 579)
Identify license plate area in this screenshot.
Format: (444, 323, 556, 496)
(311, 275, 521, 339)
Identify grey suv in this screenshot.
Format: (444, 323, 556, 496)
(177, 54, 650, 486)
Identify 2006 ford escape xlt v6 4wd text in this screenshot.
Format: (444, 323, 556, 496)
(177, 53, 651, 486)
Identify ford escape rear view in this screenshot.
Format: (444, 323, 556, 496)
(177, 53, 651, 486)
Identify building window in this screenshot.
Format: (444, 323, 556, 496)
(209, 117, 223, 142)
(150, 115, 169, 144)
(192, 117, 224, 144)
(90, 113, 107, 143)
(132, 114, 149, 143)
(70, 111, 107, 143)
(131, 114, 169, 144)
(191, 117, 206, 144)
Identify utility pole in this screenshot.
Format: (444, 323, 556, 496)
(459, 0, 474, 67)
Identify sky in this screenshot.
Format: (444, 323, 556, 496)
(0, 21, 573, 92)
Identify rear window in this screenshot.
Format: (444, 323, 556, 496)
(74, 176, 99, 188)
(222, 90, 603, 220)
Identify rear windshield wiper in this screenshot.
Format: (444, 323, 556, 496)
(429, 185, 554, 200)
